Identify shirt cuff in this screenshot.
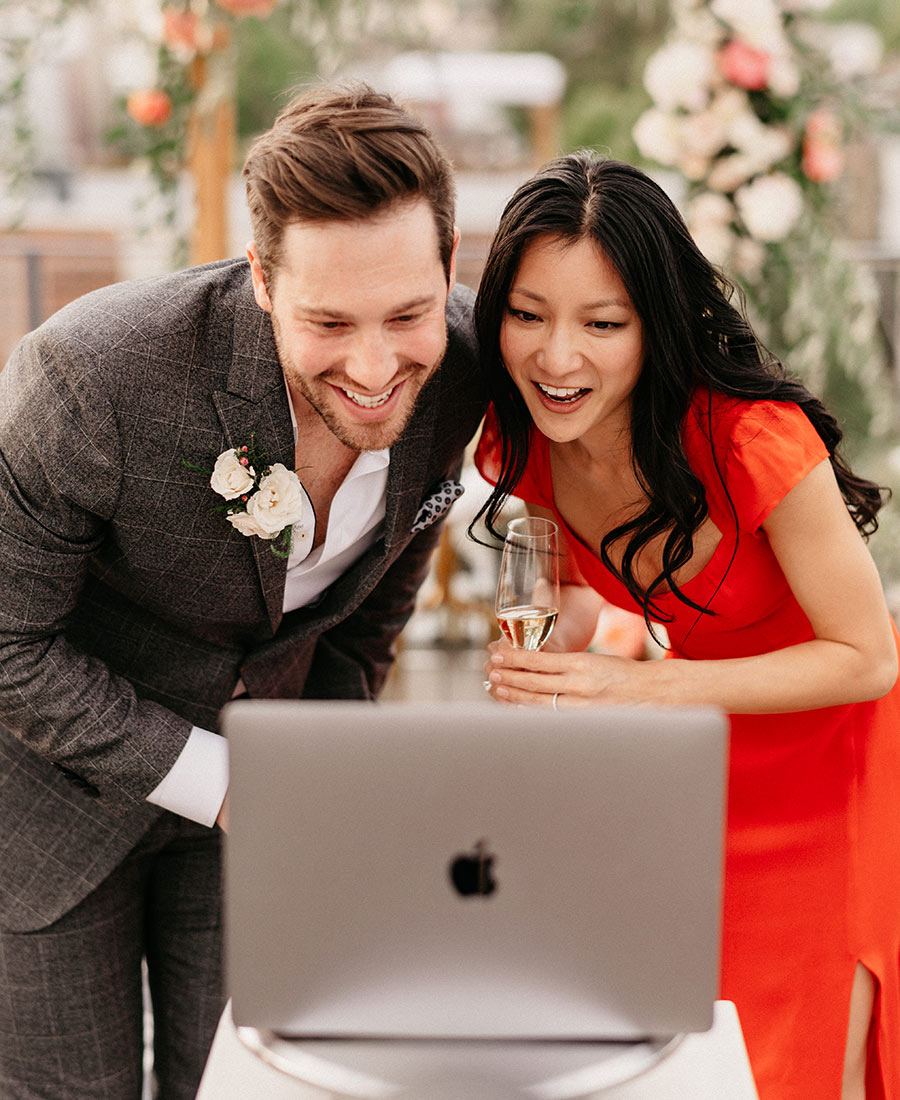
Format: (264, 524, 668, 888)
(146, 726, 229, 827)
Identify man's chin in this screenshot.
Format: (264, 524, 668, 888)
(321, 396, 417, 452)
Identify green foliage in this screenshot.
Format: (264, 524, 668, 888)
(563, 83, 646, 159)
(233, 10, 319, 141)
(492, 0, 667, 156)
(826, 0, 900, 52)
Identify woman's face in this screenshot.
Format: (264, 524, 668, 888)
(499, 234, 644, 449)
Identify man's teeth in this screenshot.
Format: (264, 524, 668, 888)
(536, 383, 588, 401)
(342, 386, 394, 408)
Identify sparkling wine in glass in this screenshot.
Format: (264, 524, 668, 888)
(495, 516, 560, 652)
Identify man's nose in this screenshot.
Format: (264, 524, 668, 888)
(344, 331, 398, 393)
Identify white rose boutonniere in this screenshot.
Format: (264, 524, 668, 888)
(210, 449, 256, 499)
(183, 436, 310, 558)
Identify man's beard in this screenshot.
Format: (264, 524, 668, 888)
(271, 316, 445, 452)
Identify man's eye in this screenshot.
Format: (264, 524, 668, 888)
(319, 321, 345, 330)
(392, 314, 419, 324)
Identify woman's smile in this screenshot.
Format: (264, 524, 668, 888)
(499, 233, 644, 449)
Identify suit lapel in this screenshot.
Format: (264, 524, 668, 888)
(213, 279, 293, 632)
(383, 369, 439, 553)
(211, 272, 442, 632)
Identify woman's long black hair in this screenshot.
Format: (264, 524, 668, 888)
(471, 152, 887, 624)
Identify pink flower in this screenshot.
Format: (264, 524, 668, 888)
(802, 111, 844, 183)
(718, 40, 771, 91)
(126, 89, 172, 128)
(162, 9, 202, 54)
(213, 0, 277, 16)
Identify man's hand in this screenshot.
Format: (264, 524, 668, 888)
(216, 791, 230, 833)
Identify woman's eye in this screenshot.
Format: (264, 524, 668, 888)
(588, 321, 621, 331)
(508, 307, 540, 322)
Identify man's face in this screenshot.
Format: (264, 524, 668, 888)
(248, 199, 457, 452)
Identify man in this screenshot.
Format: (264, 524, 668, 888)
(0, 84, 484, 1098)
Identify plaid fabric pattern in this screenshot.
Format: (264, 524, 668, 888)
(0, 263, 484, 931)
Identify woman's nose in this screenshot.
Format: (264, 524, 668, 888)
(537, 327, 579, 375)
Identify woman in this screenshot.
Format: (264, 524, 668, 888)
(473, 152, 900, 1099)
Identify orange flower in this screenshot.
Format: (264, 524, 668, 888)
(802, 109, 844, 184)
(126, 89, 173, 128)
(718, 40, 771, 92)
(213, 0, 277, 16)
(163, 9, 202, 54)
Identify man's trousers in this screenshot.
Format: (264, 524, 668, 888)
(0, 813, 224, 1099)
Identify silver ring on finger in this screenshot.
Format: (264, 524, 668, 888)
(551, 692, 560, 711)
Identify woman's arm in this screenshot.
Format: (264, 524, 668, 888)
(488, 460, 898, 712)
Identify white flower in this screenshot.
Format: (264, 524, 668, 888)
(727, 114, 794, 171)
(692, 223, 736, 267)
(228, 510, 273, 539)
(244, 463, 307, 537)
(679, 153, 712, 181)
(707, 153, 758, 193)
(633, 109, 682, 166)
(687, 193, 736, 266)
(779, 0, 833, 11)
(672, 4, 723, 46)
(210, 449, 256, 500)
(644, 41, 716, 112)
(820, 22, 884, 81)
(710, 0, 787, 53)
(681, 112, 729, 160)
(767, 53, 801, 97)
(687, 191, 735, 228)
(734, 173, 805, 242)
(732, 237, 767, 281)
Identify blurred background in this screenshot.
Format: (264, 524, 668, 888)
(2, 0, 899, 701)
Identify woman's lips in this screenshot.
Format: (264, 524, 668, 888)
(532, 380, 592, 414)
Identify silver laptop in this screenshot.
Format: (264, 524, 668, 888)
(223, 700, 727, 1044)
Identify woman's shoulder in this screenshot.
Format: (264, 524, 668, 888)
(684, 386, 820, 450)
(683, 387, 829, 532)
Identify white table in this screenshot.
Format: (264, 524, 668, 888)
(197, 1001, 758, 1099)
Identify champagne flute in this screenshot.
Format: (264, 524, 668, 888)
(495, 516, 560, 651)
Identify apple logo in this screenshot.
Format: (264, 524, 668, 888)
(449, 839, 497, 897)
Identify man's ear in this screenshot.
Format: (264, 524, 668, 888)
(447, 226, 461, 292)
(247, 242, 273, 313)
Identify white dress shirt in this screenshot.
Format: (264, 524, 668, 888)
(147, 388, 390, 826)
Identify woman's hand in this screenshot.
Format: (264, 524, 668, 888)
(485, 643, 652, 708)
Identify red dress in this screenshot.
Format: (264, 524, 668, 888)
(475, 388, 900, 1099)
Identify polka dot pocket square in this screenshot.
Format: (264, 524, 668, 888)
(410, 480, 465, 533)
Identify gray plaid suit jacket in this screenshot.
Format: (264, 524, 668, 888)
(0, 260, 485, 932)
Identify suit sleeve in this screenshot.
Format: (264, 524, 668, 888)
(0, 330, 192, 818)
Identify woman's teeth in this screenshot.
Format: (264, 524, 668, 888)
(536, 382, 589, 402)
(342, 386, 394, 408)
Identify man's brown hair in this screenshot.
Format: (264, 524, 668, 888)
(243, 83, 456, 280)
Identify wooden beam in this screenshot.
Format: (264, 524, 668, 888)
(187, 51, 234, 265)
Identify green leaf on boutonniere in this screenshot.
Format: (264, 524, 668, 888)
(181, 457, 212, 475)
(268, 525, 294, 560)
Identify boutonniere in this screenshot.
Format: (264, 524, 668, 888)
(183, 438, 310, 559)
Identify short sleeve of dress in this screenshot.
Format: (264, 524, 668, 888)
(473, 403, 552, 509)
(723, 399, 829, 532)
